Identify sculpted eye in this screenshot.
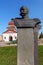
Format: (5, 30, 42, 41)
(21, 9, 24, 12)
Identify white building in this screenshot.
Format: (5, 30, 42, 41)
(2, 21, 17, 42)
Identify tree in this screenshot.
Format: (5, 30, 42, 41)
(39, 32, 43, 39)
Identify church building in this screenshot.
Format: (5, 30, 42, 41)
(2, 21, 17, 42)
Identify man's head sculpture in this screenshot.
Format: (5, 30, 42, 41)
(20, 6, 29, 18)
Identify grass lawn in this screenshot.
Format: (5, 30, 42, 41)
(38, 46, 43, 65)
(0, 46, 43, 65)
(0, 46, 17, 65)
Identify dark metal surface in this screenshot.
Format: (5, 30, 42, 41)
(11, 6, 41, 28)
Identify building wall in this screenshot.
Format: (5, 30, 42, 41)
(0, 35, 2, 41)
(3, 33, 17, 42)
(38, 34, 43, 45)
(38, 38, 43, 45)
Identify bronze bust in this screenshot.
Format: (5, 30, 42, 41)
(11, 6, 41, 28)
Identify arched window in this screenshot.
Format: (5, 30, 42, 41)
(15, 36, 17, 39)
(4, 37, 6, 39)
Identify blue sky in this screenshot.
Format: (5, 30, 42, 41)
(0, 0, 43, 34)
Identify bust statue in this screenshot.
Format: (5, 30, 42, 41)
(11, 6, 41, 65)
(11, 6, 41, 28)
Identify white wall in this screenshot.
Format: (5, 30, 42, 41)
(2, 33, 17, 42)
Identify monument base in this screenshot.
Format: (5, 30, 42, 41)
(17, 28, 35, 65)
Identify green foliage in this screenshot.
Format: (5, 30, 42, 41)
(39, 32, 43, 39)
(0, 46, 43, 65)
(38, 46, 43, 65)
(11, 40, 18, 44)
(0, 46, 17, 65)
(7, 39, 18, 44)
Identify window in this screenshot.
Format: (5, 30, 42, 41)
(4, 37, 6, 39)
(15, 36, 17, 39)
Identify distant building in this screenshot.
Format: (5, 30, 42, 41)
(38, 33, 43, 45)
(0, 35, 2, 41)
(2, 21, 17, 42)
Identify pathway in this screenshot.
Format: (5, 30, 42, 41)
(0, 41, 17, 47)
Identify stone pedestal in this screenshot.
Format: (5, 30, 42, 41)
(17, 29, 35, 65)
(17, 28, 38, 65)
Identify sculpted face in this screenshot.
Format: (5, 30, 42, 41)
(20, 6, 28, 17)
